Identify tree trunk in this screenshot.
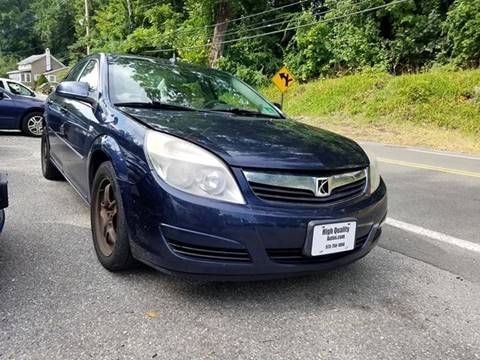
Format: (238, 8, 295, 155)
(209, 0, 230, 68)
(125, 0, 133, 31)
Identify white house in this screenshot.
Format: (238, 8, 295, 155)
(7, 49, 67, 87)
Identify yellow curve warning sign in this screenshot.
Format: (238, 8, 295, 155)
(272, 66, 295, 93)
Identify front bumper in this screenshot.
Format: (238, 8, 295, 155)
(124, 172, 387, 280)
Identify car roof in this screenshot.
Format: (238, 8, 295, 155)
(105, 53, 231, 77)
(0, 78, 22, 83)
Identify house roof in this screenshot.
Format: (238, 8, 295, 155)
(17, 53, 66, 67)
(17, 54, 45, 65)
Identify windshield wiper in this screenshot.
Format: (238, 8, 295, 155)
(114, 101, 197, 112)
(209, 108, 280, 119)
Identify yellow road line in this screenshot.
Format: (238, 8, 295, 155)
(377, 157, 480, 178)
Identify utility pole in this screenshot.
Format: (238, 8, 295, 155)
(85, 0, 90, 55)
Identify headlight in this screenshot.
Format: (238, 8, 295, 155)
(145, 130, 245, 204)
(364, 149, 381, 194)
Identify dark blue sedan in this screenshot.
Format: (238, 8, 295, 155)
(0, 88, 45, 137)
(42, 54, 387, 280)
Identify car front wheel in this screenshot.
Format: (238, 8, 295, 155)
(91, 162, 136, 271)
(21, 112, 44, 137)
(0, 209, 5, 234)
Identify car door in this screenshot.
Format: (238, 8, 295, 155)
(61, 59, 101, 197)
(46, 60, 88, 176)
(0, 90, 22, 129)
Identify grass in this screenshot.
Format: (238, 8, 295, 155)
(261, 69, 480, 154)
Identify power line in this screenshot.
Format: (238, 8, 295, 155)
(149, 0, 370, 44)
(143, 0, 310, 39)
(144, 0, 409, 54)
(137, 0, 224, 11)
(219, 0, 374, 40)
(220, 11, 299, 38)
(203, 0, 309, 28)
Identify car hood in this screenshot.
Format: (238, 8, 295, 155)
(34, 93, 48, 101)
(121, 108, 369, 170)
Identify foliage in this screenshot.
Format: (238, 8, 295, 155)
(443, 0, 480, 67)
(0, 0, 479, 87)
(0, 55, 18, 77)
(284, 12, 332, 81)
(261, 68, 480, 136)
(31, 0, 76, 58)
(35, 74, 48, 88)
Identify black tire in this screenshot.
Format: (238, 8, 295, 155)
(41, 130, 63, 180)
(21, 111, 44, 137)
(0, 209, 5, 234)
(91, 162, 136, 271)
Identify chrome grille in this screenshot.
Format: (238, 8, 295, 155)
(244, 169, 367, 204)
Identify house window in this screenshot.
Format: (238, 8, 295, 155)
(25, 73, 31, 83)
(34, 74, 40, 81)
(20, 73, 25, 82)
(47, 75, 57, 82)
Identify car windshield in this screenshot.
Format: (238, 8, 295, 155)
(108, 57, 281, 118)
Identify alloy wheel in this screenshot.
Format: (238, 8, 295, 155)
(95, 178, 118, 257)
(27, 115, 44, 136)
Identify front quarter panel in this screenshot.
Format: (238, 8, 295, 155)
(87, 110, 150, 203)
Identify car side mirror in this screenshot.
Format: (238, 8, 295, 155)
(55, 81, 96, 106)
(273, 102, 282, 110)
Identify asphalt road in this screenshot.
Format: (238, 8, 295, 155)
(0, 133, 479, 360)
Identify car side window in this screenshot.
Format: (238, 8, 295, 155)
(0, 82, 4, 89)
(78, 60, 99, 93)
(7, 82, 34, 97)
(64, 61, 87, 82)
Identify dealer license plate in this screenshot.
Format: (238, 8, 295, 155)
(310, 221, 356, 256)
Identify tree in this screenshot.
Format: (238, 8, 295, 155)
(0, 54, 18, 77)
(0, 0, 41, 56)
(209, 0, 230, 67)
(31, 0, 76, 58)
(443, 0, 480, 67)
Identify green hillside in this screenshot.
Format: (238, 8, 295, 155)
(262, 69, 480, 154)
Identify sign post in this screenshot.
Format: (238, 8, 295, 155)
(272, 66, 295, 109)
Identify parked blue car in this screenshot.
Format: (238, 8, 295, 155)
(0, 173, 8, 234)
(0, 88, 45, 136)
(42, 54, 387, 280)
